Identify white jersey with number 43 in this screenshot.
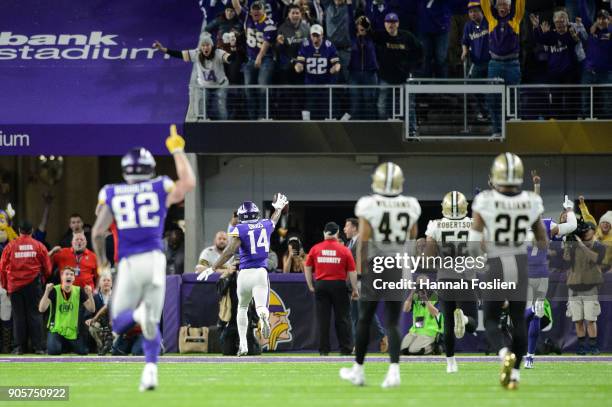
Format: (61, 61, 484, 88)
(472, 189, 544, 257)
(355, 194, 421, 244)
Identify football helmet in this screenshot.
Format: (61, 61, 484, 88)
(237, 201, 260, 224)
(442, 191, 468, 219)
(490, 152, 524, 187)
(371, 162, 404, 196)
(121, 147, 156, 183)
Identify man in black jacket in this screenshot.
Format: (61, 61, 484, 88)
(373, 13, 423, 128)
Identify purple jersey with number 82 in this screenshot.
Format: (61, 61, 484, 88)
(98, 176, 173, 260)
(229, 219, 274, 269)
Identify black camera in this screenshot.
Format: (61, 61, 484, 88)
(566, 219, 594, 241)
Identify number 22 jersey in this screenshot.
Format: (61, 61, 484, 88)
(98, 176, 174, 260)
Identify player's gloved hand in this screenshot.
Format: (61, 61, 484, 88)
(166, 124, 185, 154)
(562, 195, 574, 210)
(272, 193, 289, 211)
(196, 267, 214, 281)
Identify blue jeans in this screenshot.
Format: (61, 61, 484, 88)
(418, 31, 449, 78)
(349, 71, 378, 120)
(470, 62, 489, 116)
(488, 59, 521, 133)
(47, 331, 88, 355)
(243, 56, 275, 119)
(581, 69, 612, 119)
(202, 87, 228, 120)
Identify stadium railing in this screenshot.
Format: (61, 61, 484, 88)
(186, 82, 610, 140)
(506, 84, 612, 121)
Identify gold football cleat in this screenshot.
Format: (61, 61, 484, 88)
(506, 380, 519, 390)
(500, 352, 516, 388)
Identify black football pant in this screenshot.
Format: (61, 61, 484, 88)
(441, 299, 478, 357)
(355, 300, 402, 364)
(484, 300, 527, 369)
(11, 279, 44, 352)
(315, 280, 352, 354)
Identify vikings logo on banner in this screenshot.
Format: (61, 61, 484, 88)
(259, 289, 293, 351)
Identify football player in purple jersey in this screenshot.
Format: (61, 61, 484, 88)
(524, 171, 576, 368)
(198, 194, 288, 356)
(92, 125, 195, 391)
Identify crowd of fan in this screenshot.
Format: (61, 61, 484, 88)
(153, 0, 610, 122)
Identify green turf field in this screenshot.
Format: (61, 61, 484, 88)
(1, 359, 611, 407)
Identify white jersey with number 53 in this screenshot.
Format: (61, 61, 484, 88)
(355, 194, 421, 244)
(472, 189, 543, 257)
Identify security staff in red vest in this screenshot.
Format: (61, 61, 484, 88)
(305, 222, 358, 356)
(0, 220, 51, 354)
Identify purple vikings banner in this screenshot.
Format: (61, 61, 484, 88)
(0, 0, 202, 155)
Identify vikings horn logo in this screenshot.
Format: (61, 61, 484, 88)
(259, 289, 293, 351)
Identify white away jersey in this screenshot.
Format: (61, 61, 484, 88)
(188, 48, 229, 86)
(472, 189, 544, 257)
(355, 194, 421, 244)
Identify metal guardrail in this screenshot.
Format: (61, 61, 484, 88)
(186, 82, 611, 141)
(506, 84, 612, 121)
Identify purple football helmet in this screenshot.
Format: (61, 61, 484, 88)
(121, 147, 156, 183)
(237, 201, 260, 223)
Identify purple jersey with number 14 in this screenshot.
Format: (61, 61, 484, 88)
(229, 219, 275, 269)
(98, 176, 174, 261)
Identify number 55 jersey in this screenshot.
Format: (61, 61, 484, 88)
(98, 176, 174, 260)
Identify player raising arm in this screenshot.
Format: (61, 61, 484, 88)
(198, 194, 288, 356)
(91, 125, 195, 392)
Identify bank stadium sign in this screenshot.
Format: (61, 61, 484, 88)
(0, 32, 166, 61)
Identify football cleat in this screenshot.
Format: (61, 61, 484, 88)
(453, 308, 465, 339)
(506, 379, 519, 390)
(446, 357, 458, 373)
(339, 365, 365, 386)
(381, 364, 400, 388)
(139, 363, 158, 392)
(500, 352, 516, 387)
(260, 313, 271, 340)
(237, 346, 249, 357)
(524, 355, 534, 369)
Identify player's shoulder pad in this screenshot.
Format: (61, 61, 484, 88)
(471, 190, 492, 212)
(424, 219, 439, 238)
(355, 195, 375, 218)
(98, 184, 111, 206)
(405, 196, 422, 216)
(160, 175, 174, 194)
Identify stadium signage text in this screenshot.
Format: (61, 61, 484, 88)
(0, 130, 30, 148)
(0, 31, 169, 61)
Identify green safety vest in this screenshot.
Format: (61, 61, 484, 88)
(48, 285, 81, 340)
(409, 294, 443, 338)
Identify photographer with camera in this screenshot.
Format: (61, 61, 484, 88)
(564, 220, 607, 355)
(401, 274, 443, 355)
(282, 237, 306, 273)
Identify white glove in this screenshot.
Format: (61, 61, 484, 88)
(5, 203, 15, 219)
(196, 267, 214, 281)
(562, 195, 574, 210)
(272, 193, 289, 211)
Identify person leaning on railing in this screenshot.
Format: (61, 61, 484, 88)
(153, 35, 235, 120)
(480, 0, 526, 136)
